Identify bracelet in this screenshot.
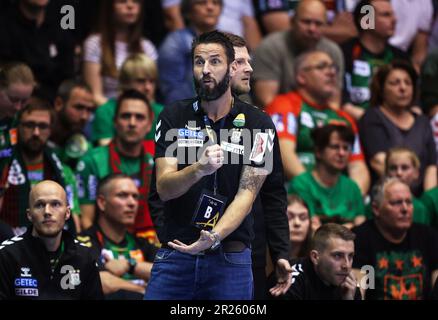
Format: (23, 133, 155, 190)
(208, 230, 221, 250)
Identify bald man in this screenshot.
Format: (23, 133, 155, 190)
(0, 180, 103, 300)
(252, 0, 344, 108)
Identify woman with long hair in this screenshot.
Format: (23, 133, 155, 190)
(83, 0, 157, 106)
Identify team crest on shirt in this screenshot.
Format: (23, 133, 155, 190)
(233, 113, 245, 127)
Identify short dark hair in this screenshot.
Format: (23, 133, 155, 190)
(370, 60, 417, 107)
(56, 79, 91, 103)
(181, 0, 223, 23)
(191, 30, 235, 66)
(17, 95, 55, 125)
(311, 124, 355, 153)
(97, 173, 132, 197)
(311, 223, 356, 252)
(114, 89, 152, 120)
(223, 32, 246, 48)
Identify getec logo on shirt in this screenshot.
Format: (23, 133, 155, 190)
(14, 267, 39, 297)
(177, 128, 204, 147)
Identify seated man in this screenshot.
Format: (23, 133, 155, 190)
(0, 180, 103, 299)
(289, 124, 365, 229)
(78, 173, 156, 300)
(76, 90, 157, 243)
(353, 177, 438, 300)
(273, 223, 361, 300)
(265, 50, 370, 195)
(363, 147, 430, 225)
(0, 97, 80, 235)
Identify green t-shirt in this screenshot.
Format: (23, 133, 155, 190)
(420, 187, 438, 227)
(288, 171, 364, 223)
(91, 98, 163, 142)
(50, 134, 93, 170)
(75, 144, 154, 204)
(364, 197, 431, 225)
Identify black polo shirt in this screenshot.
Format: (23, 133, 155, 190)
(155, 96, 283, 246)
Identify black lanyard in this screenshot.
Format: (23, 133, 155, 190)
(49, 241, 65, 274)
(203, 115, 226, 196)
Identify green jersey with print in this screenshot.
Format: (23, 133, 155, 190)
(421, 187, 438, 227)
(76, 145, 154, 204)
(101, 232, 143, 281)
(295, 102, 359, 169)
(91, 98, 163, 142)
(346, 49, 394, 110)
(364, 197, 431, 225)
(288, 171, 364, 223)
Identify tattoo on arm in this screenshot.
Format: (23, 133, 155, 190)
(238, 166, 267, 195)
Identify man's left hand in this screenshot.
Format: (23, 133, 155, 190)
(269, 258, 292, 296)
(167, 230, 215, 255)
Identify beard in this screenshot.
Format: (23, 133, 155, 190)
(20, 137, 45, 159)
(60, 111, 85, 134)
(194, 70, 231, 101)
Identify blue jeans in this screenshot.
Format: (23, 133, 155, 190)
(144, 247, 253, 300)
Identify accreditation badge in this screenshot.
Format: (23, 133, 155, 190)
(192, 189, 227, 230)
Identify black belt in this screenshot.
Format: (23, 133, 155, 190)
(161, 241, 247, 254)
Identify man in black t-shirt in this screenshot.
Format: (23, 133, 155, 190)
(352, 177, 438, 300)
(275, 223, 361, 300)
(146, 31, 287, 300)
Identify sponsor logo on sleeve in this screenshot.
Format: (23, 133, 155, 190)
(249, 133, 268, 163)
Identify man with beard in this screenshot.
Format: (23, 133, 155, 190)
(145, 30, 285, 300)
(76, 90, 157, 245)
(252, 0, 344, 107)
(0, 180, 103, 300)
(0, 97, 80, 235)
(277, 223, 361, 300)
(49, 79, 95, 169)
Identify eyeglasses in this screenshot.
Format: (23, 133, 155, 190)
(20, 121, 51, 131)
(303, 62, 339, 73)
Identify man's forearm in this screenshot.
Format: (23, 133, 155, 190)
(213, 167, 267, 240)
(157, 161, 204, 201)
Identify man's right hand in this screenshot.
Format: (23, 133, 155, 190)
(197, 144, 224, 176)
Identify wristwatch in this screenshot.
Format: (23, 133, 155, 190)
(208, 230, 221, 251)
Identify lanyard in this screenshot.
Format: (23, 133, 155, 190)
(50, 241, 65, 273)
(203, 115, 226, 196)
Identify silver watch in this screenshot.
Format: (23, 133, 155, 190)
(208, 230, 221, 250)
